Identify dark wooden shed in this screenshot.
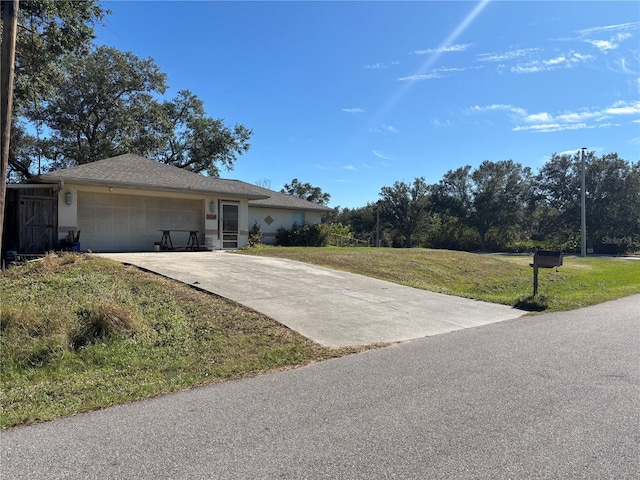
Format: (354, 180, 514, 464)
(2, 184, 58, 255)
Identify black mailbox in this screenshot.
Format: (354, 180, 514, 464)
(533, 250, 563, 268)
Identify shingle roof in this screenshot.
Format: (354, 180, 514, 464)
(37, 154, 331, 212)
(38, 153, 269, 200)
(247, 185, 333, 212)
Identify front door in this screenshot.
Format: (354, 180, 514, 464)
(221, 202, 239, 249)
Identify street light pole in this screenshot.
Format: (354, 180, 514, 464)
(581, 147, 587, 257)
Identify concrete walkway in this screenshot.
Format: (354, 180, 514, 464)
(98, 252, 526, 347)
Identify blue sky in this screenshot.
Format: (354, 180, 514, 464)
(96, 1, 640, 208)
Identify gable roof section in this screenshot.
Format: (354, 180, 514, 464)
(38, 153, 270, 200)
(247, 185, 333, 212)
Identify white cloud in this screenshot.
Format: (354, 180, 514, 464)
(364, 63, 387, 69)
(571, 52, 594, 62)
(577, 22, 640, 36)
(585, 39, 617, 52)
(369, 124, 399, 134)
(342, 108, 365, 114)
(578, 23, 639, 53)
(514, 123, 590, 133)
(372, 149, 392, 160)
(511, 64, 546, 74)
(397, 72, 445, 81)
(524, 112, 553, 123)
(468, 104, 527, 116)
(604, 101, 640, 115)
(510, 50, 594, 74)
(414, 43, 472, 55)
(343, 164, 357, 171)
(544, 56, 567, 66)
(469, 100, 640, 134)
(476, 48, 539, 62)
(431, 118, 452, 127)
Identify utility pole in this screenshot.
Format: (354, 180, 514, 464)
(580, 147, 587, 257)
(0, 0, 20, 256)
(376, 201, 380, 247)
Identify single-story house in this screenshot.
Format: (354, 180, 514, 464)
(2, 153, 332, 253)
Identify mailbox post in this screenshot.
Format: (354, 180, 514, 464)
(530, 250, 563, 296)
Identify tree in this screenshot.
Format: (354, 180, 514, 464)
(281, 179, 331, 206)
(42, 46, 167, 171)
(13, 46, 252, 177)
(255, 178, 271, 189)
(337, 204, 377, 243)
(379, 177, 431, 248)
(535, 152, 640, 252)
(470, 160, 533, 251)
(433, 161, 532, 251)
(9, 0, 108, 179)
(139, 90, 252, 176)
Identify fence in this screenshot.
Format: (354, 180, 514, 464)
(328, 234, 370, 247)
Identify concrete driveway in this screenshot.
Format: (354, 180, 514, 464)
(98, 251, 526, 347)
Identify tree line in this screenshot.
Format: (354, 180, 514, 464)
(6, 1, 251, 182)
(326, 153, 640, 254)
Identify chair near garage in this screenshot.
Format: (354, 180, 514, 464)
(59, 230, 81, 252)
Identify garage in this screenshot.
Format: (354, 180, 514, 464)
(78, 192, 203, 252)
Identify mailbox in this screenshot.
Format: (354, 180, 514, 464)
(533, 250, 563, 268)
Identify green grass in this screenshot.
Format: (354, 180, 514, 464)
(239, 246, 640, 312)
(0, 254, 368, 429)
(3, 249, 638, 429)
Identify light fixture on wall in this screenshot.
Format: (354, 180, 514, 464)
(65, 191, 73, 205)
(209, 201, 216, 212)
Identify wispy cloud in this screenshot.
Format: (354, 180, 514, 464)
(398, 72, 445, 81)
(577, 22, 640, 53)
(369, 124, 399, 134)
(372, 149, 392, 160)
(431, 118, 452, 127)
(585, 39, 617, 52)
(469, 100, 640, 133)
(468, 104, 527, 116)
(577, 22, 640, 36)
(478, 46, 596, 74)
(477, 48, 540, 62)
(414, 43, 473, 55)
(364, 63, 387, 69)
(342, 108, 365, 114)
(343, 164, 357, 171)
(397, 66, 476, 82)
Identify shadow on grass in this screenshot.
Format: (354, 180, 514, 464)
(514, 294, 550, 312)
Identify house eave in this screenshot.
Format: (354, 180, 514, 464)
(248, 202, 332, 212)
(36, 176, 270, 200)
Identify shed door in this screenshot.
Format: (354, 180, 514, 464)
(78, 192, 202, 252)
(19, 193, 56, 253)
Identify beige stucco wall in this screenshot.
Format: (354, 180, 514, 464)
(248, 207, 324, 244)
(55, 183, 252, 250)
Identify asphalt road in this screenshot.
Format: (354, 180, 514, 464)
(2, 294, 639, 479)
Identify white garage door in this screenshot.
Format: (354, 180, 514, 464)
(78, 192, 203, 252)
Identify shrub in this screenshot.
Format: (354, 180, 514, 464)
(247, 221, 263, 247)
(276, 223, 330, 247)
